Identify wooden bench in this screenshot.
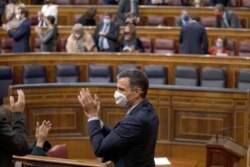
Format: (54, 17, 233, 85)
(7, 83, 249, 167)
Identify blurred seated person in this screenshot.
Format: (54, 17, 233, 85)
(66, 23, 96, 53)
(76, 7, 96, 26)
(37, 0, 57, 27)
(116, 0, 139, 26)
(103, 0, 117, 4)
(181, 0, 194, 6)
(35, 16, 58, 52)
(175, 9, 190, 27)
(94, 12, 120, 52)
(0, 0, 5, 26)
(214, 4, 242, 28)
(120, 23, 144, 52)
(209, 36, 230, 56)
(210, 0, 230, 6)
(5, 0, 25, 29)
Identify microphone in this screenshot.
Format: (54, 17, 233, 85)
(215, 125, 246, 142)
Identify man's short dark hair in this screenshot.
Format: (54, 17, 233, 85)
(117, 69, 149, 98)
(191, 15, 201, 23)
(19, 7, 29, 18)
(104, 11, 112, 18)
(215, 4, 225, 12)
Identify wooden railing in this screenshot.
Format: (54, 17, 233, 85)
(7, 83, 250, 167)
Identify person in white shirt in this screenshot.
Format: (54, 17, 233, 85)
(37, 0, 57, 27)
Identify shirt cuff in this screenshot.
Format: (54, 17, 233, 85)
(88, 117, 104, 129)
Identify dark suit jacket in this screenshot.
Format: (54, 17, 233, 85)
(210, 0, 230, 6)
(116, 0, 139, 25)
(179, 22, 209, 54)
(215, 10, 242, 28)
(0, 112, 29, 167)
(39, 26, 58, 52)
(93, 21, 120, 52)
(88, 99, 159, 167)
(28, 140, 52, 156)
(0, 2, 5, 26)
(8, 18, 31, 52)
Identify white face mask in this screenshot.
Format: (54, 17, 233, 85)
(16, 14, 21, 20)
(216, 41, 223, 48)
(103, 18, 111, 24)
(114, 90, 128, 107)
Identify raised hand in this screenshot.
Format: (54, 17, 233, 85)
(35, 120, 52, 148)
(9, 89, 25, 113)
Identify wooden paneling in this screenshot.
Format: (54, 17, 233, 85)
(7, 84, 250, 167)
(26, 5, 250, 28)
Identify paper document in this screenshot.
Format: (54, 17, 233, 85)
(154, 157, 171, 165)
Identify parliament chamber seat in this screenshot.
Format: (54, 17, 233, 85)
(239, 40, 250, 57)
(1, 38, 13, 53)
(54, 0, 72, 5)
(200, 67, 225, 88)
(226, 39, 237, 56)
(201, 16, 216, 27)
(56, 64, 79, 83)
(144, 65, 168, 85)
(88, 64, 112, 83)
(23, 64, 46, 84)
(0, 66, 12, 104)
(57, 37, 67, 52)
(174, 66, 198, 86)
(154, 39, 176, 54)
(74, 0, 91, 5)
(146, 15, 167, 26)
(34, 38, 42, 52)
(237, 69, 250, 89)
(242, 0, 250, 7)
(47, 144, 69, 159)
(140, 37, 152, 53)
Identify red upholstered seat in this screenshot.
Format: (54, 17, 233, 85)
(54, 0, 72, 5)
(47, 144, 68, 159)
(57, 37, 67, 52)
(154, 39, 176, 54)
(34, 38, 41, 52)
(242, 0, 250, 7)
(74, 0, 90, 4)
(201, 16, 216, 27)
(140, 37, 152, 53)
(239, 40, 250, 57)
(1, 38, 13, 53)
(146, 15, 166, 26)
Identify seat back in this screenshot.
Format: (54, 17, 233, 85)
(144, 65, 167, 85)
(54, 0, 72, 5)
(201, 16, 216, 27)
(168, 0, 182, 5)
(88, 64, 112, 83)
(239, 40, 250, 57)
(0, 66, 12, 104)
(47, 144, 68, 159)
(74, 0, 90, 4)
(242, 0, 250, 7)
(140, 37, 152, 53)
(238, 69, 250, 89)
(56, 64, 79, 83)
(146, 15, 166, 26)
(117, 64, 139, 75)
(34, 38, 41, 52)
(1, 38, 13, 53)
(57, 37, 67, 52)
(23, 65, 46, 84)
(154, 39, 176, 54)
(175, 66, 198, 86)
(226, 39, 236, 56)
(201, 67, 225, 88)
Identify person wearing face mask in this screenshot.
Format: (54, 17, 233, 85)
(93, 12, 120, 52)
(78, 69, 159, 167)
(35, 15, 58, 52)
(209, 36, 230, 56)
(5, 0, 25, 29)
(66, 23, 96, 53)
(37, 0, 58, 27)
(175, 9, 190, 27)
(214, 4, 241, 28)
(120, 23, 144, 52)
(3, 7, 31, 52)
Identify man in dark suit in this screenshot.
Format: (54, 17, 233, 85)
(0, 89, 29, 166)
(93, 12, 120, 52)
(179, 15, 209, 54)
(3, 7, 31, 52)
(214, 4, 242, 28)
(210, 0, 230, 6)
(78, 69, 159, 167)
(116, 0, 139, 25)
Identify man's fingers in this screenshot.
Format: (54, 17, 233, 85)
(9, 96, 14, 108)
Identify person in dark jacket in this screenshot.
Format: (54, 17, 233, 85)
(76, 7, 96, 26)
(179, 15, 209, 54)
(35, 15, 58, 52)
(0, 0, 5, 26)
(0, 90, 29, 167)
(210, 0, 230, 6)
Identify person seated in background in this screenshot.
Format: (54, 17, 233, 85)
(181, 0, 194, 6)
(209, 36, 230, 56)
(93, 12, 120, 52)
(103, 0, 117, 5)
(37, 0, 57, 27)
(0, 0, 5, 27)
(175, 9, 190, 27)
(115, 0, 139, 26)
(28, 120, 52, 156)
(2, 7, 31, 52)
(210, 0, 230, 6)
(35, 15, 58, 52)
(214, 4, 242, 28)
(66, 23, 96, 53)
(76, 7, 96, 26)
(120, 23, 144, 52)
(0, 90, 29, 166)
(5, 0, 25, 29)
